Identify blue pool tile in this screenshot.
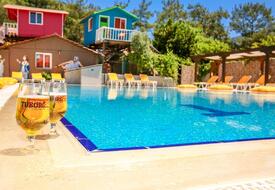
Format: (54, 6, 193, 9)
(61, 118, 97, 152)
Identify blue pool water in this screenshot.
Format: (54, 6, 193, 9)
(64, 86, 275, 151)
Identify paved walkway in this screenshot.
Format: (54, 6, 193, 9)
(1, 92, 275, 190)
(206, 178, 275, 190)
(0, 84, 18, 109)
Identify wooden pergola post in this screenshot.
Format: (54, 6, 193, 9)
(221, 54, 228, 83)
(192, 57, 201, 83)
(264, 50, 271, 85)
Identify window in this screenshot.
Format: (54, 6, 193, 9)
(88, 18, 93, 31)
(114, 18, 126, 29)
(35, 52, 52, 69)
(99, 16, 109, 27)
(29, 12, 43, 25)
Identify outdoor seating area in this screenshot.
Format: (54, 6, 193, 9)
(107, 73, 158, 88)
(178, 73, 275, 94)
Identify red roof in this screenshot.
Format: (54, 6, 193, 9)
(4, 4, 69, 15)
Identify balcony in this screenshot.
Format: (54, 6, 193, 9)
(0, 22, 18, 37)
(96, 27, 138, 44)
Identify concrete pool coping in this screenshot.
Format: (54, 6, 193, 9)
(1, 90, 275, 189)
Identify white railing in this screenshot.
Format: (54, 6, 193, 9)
(0, 22, 18, 36)
(96, 27, 138, 43)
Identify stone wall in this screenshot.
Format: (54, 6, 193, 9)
(224, 60, 262, 83)
(212, 58, 275, 83)
(181, 65, 195, 84)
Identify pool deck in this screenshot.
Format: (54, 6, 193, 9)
(1, 91, 275, 189)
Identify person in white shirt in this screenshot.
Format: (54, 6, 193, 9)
(58, 56, 83, 71)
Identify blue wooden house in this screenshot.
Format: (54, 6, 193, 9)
(81, 6, 138, 47)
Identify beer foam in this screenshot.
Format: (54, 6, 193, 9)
(18, 95, 49, 99)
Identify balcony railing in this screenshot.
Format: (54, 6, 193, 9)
(0, 22, 18, 36)
(96, 27, 138, 43)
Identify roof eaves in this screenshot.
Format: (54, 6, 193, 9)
(3, 4, 69, 15)
(0, 34, 103, 57)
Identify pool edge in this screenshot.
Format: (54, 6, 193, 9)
(61, 117, 275, 153)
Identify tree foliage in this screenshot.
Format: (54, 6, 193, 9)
(156, 0, 186, 24)
(188, 4, 229, 42)
(230, 2, 274, 49)
(113, 0, 130, 9)
(63, 0, 98, 43)
(153, 20, 198, 58)
(132, 0, 154, 32)
(128, 32, 182, 80)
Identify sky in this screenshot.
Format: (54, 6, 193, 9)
(89, 0, 275, 37)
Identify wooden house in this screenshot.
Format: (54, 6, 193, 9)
(0, 4, 68, 42)
(81, 6, 138, 47)
(0, 34, 103, 77)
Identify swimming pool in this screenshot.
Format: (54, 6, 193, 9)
(62, 86, 275, 152)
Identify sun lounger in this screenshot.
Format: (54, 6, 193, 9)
(51, 73, 64, 81)
(194, 75, 219, 89)
(230, 75, 252, 90)
(124, 73, 141, 88)
(11, 72, 23, 81)
(246, 75, 272, 89)
(107, 73, 124, 87)
(223, 76, 234, 84)
(32, 73, 44, 81)
(139, 74, 157, 88)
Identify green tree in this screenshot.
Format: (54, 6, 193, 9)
(128, 32, 154, 74)
(230, 2, 274, 48)
(252, 34, 275, 48)
(113, 0, 130, 9)
(63, 0, 98, 43)
(153, 20, 198, 58)
(128, 32, 182, 80)
(156, 0, 186, 24)
(188, 4, 229, 41)
(132, 0, 154, 32)
(16, 0, 61, 8)
(195, 32, 231, 55)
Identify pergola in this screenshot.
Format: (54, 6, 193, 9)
(191, 46, 275, 85)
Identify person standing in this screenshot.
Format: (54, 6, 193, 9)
(17, 56, 30, 79)
(0, 55, 5, 77)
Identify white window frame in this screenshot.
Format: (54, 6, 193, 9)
(29, 11, 43, 25)
(35, 52, 52, 70)
(88, 18, 93, 31)
(99, 15, 110, 28)
(114, 17, 127, 29)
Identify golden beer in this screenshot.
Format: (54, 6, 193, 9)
(49, 94, 67, 123)
(16, 95, 50, 136)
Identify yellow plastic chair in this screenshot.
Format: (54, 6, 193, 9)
(194, 75, 219, 88)
(12, 72, 23, 81)
(51, 73, 64, 81)
(32, 73, 44, 80)
(224, 76, 234, 84)
(140, 74, 157, 88)
(0, 80, 4, 89)
(124, 73, 141, 88)
(230, 75, 252, 90)
(107, 73, 124, 87)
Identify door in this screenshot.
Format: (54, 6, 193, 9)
(99, 16, 109, 27)
(114, 18, 126, 29)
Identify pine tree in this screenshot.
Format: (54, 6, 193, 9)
(156, 0, 186, 24)
(113, 0, 130, 9)
(188, 4, 229, 42)
(132, 0, 153, 32)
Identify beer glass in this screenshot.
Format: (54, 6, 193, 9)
(16, 80, 50, 147)
(49, 81, 67, 134)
